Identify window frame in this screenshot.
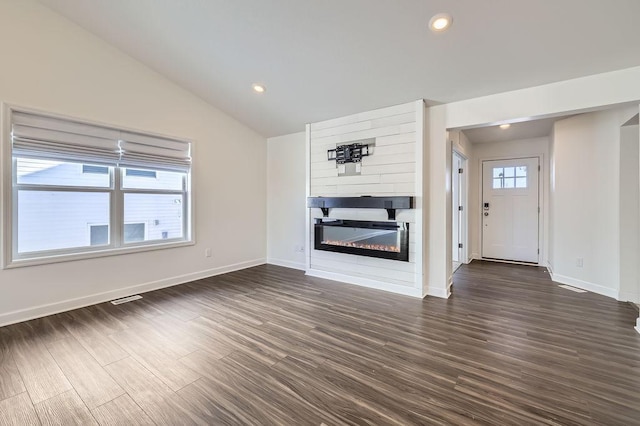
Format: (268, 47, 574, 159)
(125, 168, 157, 179)
(491, 165, 528, 189)
(1, 105, 195, 269)
(82, 164, 109, 175)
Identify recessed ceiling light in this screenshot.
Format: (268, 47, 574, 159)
(252, 83, 266, 93)
(429, 13, 453, 33)
(499, 124, 511, 129)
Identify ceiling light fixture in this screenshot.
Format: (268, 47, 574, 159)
(252, 83, 266, 93)
(499, 124, 511, 129)
(429, 13, 453, 33)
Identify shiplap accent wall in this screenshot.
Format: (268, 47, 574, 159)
(306, 101, 425, 297)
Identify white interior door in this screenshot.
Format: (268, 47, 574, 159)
(482, 157, 539, 263)
(452, 153, 463, 262)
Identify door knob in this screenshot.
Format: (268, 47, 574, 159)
(484, 212, 489, 216)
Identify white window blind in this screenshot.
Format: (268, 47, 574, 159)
(11, 111, 191, 172)
(12, 111, 121, 165)
(119, 131, 191, 172)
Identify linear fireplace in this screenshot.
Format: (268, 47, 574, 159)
(314, 219, 409, 261)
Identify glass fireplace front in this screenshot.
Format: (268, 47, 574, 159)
(314, 219, 409, 261)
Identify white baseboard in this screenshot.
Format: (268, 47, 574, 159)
(430, 274, 453, 300)
(550, 272, 618, 300)
(0, 258, 266, 327)
(305, 268, 423, 298)
(617, 290, 640, 303)
(267, 258, 305, 271)
(426, 283, 450, 299)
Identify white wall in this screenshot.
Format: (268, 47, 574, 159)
(444, 66, 640, 130)
(0, 0, 266, 325)
(307, 101, 427, 298)
(619, 123, 639, 303)
(266, 132, 306, 270)
(451, 129, 473, 159)
(308, 102, 418, 197)
(467, 137, 550, 264)
(548, 125, 556, 272)
(550, 106, 637, 298)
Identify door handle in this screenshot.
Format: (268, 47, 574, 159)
(484, 212, 489, 216)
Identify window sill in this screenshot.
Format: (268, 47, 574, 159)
(3, 239, 195, 269)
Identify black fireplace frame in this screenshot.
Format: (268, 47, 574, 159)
(314, 219, 410, 262)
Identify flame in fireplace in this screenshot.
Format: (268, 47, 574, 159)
(322, 240, 400, 253)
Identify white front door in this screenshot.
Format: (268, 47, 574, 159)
(482, 157, 539, 263)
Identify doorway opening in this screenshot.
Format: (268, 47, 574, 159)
(449, 115, 557, 270)
(619, 114, 639, 304)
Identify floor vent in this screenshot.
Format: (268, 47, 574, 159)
(558, 284, 587, 293)
(110, 295, 143, 305)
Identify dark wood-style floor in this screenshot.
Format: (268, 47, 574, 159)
(1, 261, 639, 425)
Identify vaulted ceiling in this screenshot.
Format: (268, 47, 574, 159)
(38, 0, 640, 137)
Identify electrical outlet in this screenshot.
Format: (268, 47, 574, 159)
(576, 257, 583, 267)
(205, 248, 212, 258)
(294, 245, 305, 253)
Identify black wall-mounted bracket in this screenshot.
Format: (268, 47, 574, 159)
(307, 196, 414, 220)
(327, 143, 370, 164)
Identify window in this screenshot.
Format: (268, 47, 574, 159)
(492, 166, 527, 189)
(125, 168, 157, 178)
(82, 165, 109, 175)
(89, 224, 109, 246)
(124, 223, 146, 243)
(4, 108, 192, 267)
